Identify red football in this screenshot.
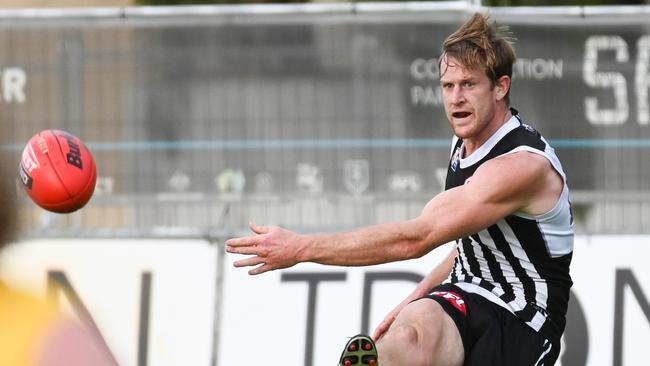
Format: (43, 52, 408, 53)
(19, 129, 97, 213)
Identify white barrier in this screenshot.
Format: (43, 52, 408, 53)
(0, 236, 648, 365)
(0, 239, 217, 366)
(220, 237, 650, 366)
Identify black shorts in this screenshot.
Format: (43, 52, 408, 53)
(422, 283, 560, 366)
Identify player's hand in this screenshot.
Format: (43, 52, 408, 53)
(225, 222, 302, 275)
(372, 299, 410, 341)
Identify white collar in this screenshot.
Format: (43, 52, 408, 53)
(459, 115, 520, 168)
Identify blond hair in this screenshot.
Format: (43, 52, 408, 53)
(439, 13, 516, 101)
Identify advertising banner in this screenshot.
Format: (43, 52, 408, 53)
(221, 237, 650, 366)
(0, 236, 647, 365)
(0, 239, 218, 366)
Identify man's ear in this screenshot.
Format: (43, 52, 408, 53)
(495, 75, 511, 101)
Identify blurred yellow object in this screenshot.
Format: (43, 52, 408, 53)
(0, 281, 61, 366)
(0, 281, 116, 366)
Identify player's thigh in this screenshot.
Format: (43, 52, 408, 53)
(391, 298, 464, 365)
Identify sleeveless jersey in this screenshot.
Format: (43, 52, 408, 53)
(443, 110, 574, 341)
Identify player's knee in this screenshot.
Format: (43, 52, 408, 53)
(386, 323, 419, 347)
(381, 324, 432, 366)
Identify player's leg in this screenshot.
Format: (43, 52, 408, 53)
(376, 298, 464, 366)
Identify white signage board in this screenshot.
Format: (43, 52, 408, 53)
(1, 236, 647, 366)
(220, 237, 650, 366)
(0, 239, 217, 366)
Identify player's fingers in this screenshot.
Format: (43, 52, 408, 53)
(225, 235, 261, 247)
(233, 256, 265, 268)
(249, 263, 272, 275)
(372, 323, 387, 341)
(249, 222, 270, 234)
(373, 314, 395, 341)
(226, 244, 260, 256)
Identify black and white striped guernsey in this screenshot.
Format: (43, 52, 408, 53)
(443, 109, 574, 341)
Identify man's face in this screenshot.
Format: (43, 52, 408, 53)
(439, 55, 502, 140)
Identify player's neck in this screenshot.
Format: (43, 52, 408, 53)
(462, 106, 512, 157)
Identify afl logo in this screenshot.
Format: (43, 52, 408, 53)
(450, 146, 462, 172)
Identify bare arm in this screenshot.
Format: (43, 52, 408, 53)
(226, 151, 559, 275)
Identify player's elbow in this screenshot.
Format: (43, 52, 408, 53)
(398, 219, 437, 260)
(403, 241, 431, 260)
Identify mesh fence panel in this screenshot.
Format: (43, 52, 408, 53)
(0, 4, 649, 237)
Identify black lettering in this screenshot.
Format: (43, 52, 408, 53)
(281, 272, 346, 366)
(66, 152, 83, 169)
(47, 270, 118, 364)
(562, 290, 589, 366)
(64, 135, 83, 169)
(613, 269, 650, 366)
(138, 272, 152, 366)
(361, 272, 423, 334)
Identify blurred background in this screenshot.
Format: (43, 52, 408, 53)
(0, 0, 648, 366)
(3, 0, 650, 7)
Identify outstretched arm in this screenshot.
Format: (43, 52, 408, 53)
(226, 151, 559, 275)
